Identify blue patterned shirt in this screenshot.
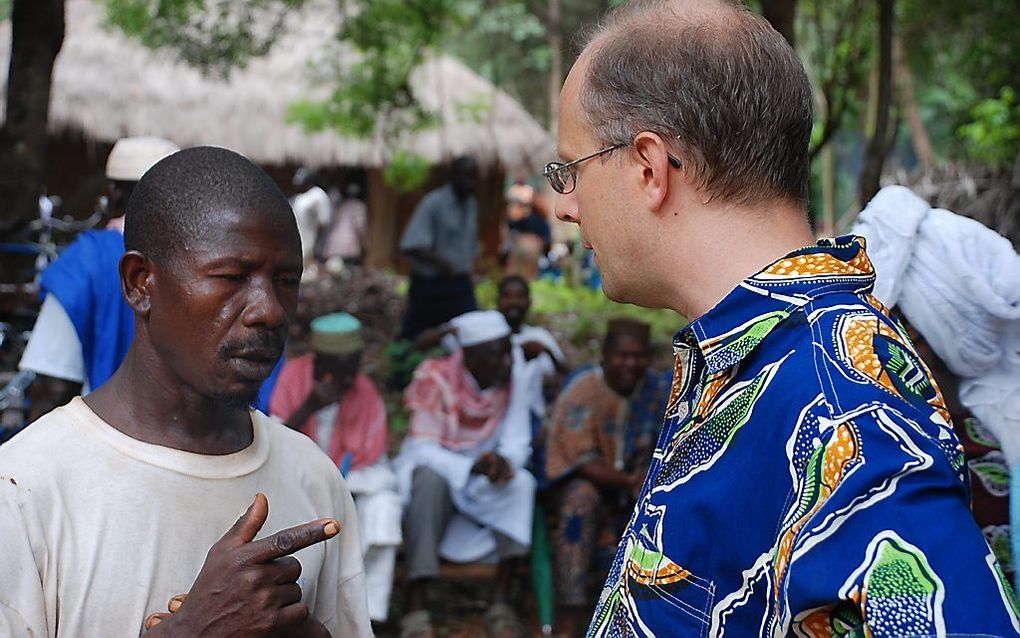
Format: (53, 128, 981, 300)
(589, 236, 1020, 637)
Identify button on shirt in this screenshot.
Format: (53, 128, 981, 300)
(589, 236, 1020, 637)
(399, 184, 479, 277)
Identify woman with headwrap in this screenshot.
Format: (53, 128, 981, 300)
(853, 185, 1020, 583)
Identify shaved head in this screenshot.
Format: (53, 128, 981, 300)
(124, 146, 298, 264)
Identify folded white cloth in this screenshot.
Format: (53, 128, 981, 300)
(853, 185, 1020, 462)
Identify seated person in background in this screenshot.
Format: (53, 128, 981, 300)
(0, 146, 370, 637)
(395, 310, 535, 638)
(544, 318, 671, 638)
(270, 312, 402, 625)
(417, 275, 568, 421)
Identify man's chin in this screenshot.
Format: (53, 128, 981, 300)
(213, 391, 259, 412)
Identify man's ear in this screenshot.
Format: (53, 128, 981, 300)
(120, 250, 154, 316)
(632, 131, 675, 214)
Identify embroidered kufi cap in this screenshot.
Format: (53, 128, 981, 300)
(105, 136, 180, 182)
(310, 313, 363, 355)
(451, 310, 511, 347)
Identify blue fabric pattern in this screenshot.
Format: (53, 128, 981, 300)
(589, 236, 1020, 637)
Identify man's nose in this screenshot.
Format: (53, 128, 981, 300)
(240, 276, 287, 329)
(554, 190, 580, 224)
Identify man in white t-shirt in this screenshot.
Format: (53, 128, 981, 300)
(291, 167, 332, 269)
(0, 147, 372, 637)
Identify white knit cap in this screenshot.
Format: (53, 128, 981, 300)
(105, 136, 180, 182)
(451, 310, 511, 347)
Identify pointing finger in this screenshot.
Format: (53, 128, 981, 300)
(220, 493, 270, 546)
(242, 518, 341, 563)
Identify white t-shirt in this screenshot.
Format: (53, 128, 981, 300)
(0, 398, 371, 638)
(18, 294, 88, 389)
(292, 186, 332, 264)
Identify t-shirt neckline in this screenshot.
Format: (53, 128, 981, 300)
(64, 397, 271, 479)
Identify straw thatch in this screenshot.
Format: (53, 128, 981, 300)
(0, 0, 554, 171)
(887, 160, 1020, 248)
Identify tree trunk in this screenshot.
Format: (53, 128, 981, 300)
(893, 38, 936, 171)
(858, 0, 894, 207)
(547, 0, 562, 137)
(0, 0, 65, 233)
(760, 0, 798, 47)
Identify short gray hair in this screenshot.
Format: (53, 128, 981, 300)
(580, 0, 813, 206)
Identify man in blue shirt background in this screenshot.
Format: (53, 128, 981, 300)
(545, 0, 1020, 635)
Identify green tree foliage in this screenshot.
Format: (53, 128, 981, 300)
(899, 0, 1020, 164)
(101, 0, 307, 76)
(958, 88, 1020, 168)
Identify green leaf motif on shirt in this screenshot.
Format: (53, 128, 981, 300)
(994, 558, 1020, 617)
(970, 452, 1011, 498)
(786, 443, 827, 527)
(985, 526, 1015, 577)
(857, 535, 942, 637)
(877, 337, 935, 404)
(965, 417, 1002, 449)
(709, 310, 789, 367)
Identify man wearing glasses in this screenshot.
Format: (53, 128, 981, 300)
(546, 0, 1020, 636)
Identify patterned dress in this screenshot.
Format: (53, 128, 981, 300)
(545, 367, 672, 606)
(589, 236, 1020, 637)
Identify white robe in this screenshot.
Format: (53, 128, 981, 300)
(344, 462, 402, 623)
(393, 361, 538, 563)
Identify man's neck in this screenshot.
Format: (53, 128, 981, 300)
(661, 198, 817, 320)
(84, 344, 253, 455)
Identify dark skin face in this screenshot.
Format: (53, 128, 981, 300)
(497, 281, 530, 333)
(462, 336, 513, 390)
(314, 351, 360, 397)
(146, 210, 301, 405)
(85, 206, 302, 454)
(602, 334, 651, 398)
(451, 165, 479, 201)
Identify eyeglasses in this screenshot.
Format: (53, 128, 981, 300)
(543, 143, 682, 195)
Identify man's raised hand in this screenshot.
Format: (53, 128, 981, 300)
(143, 493, 340, 637)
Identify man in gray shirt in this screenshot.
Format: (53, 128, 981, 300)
(399, 157, 481, 339)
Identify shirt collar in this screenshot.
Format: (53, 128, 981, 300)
(675, 235, 877, 375)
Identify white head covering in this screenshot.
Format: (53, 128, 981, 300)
(105, 136, 180, 182)
(451, 310, 512, 347)
(853, 185, 1020, 461)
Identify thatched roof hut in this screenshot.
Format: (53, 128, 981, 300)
(2, 0, 558, 268)
(900, 162, 1020, 248)
(0, 0, 554, 172)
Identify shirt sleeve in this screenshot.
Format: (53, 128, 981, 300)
(18, 294, 86, 384)
(399, 195, 436, 252)
(318, 472, 372, 638)
(0, 478, 50, 636)
(783, 405, 1020, 637)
